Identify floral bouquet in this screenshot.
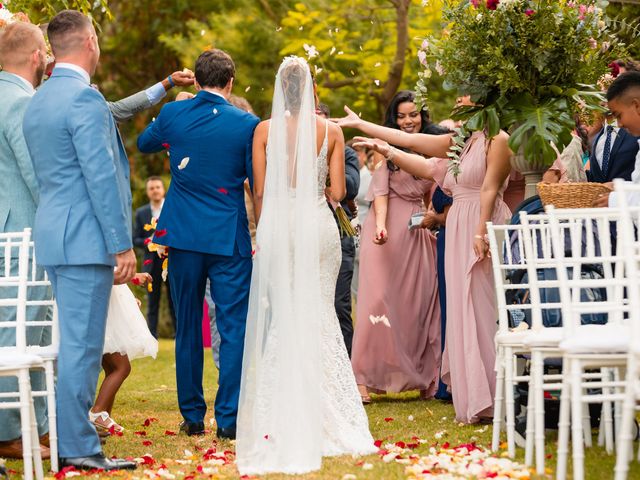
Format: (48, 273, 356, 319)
(0, 3, 30, 28)
(416, 0, 625, 175)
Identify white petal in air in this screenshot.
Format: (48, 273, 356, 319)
(212, 108, 218, 115)
(178, 157, 190, 170)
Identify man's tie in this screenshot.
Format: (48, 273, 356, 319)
(601, 125, 614, 178)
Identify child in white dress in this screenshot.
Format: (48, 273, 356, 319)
(90, 273, 158, 433)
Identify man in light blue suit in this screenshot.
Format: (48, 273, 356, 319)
(138, 49, 259, 440)
(22, 10, 137, 471)
(0, 21, 51, 459)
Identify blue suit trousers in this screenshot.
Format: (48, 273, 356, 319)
(45, 264, 113, 458)
(169, 248, 251, 430)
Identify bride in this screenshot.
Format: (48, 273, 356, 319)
(236, 56, 376, 475)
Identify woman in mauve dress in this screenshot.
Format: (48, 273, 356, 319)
(352, 91, 448, 403)
(336, 108, 512, 424)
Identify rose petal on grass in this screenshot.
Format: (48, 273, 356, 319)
(164, 430, 177, 436)
(384, 417, 394, 422)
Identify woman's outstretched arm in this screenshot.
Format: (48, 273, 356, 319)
(333, 106, 453, 158)
(252, 121, 269, 225)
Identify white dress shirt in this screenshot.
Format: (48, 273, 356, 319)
(594, 125, 619, 169)
(54, 62, 90, 84)
(150, 199, 164, 220)
(608, 139, 640, 208)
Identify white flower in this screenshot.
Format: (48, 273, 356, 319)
(178, 157, 190, 170)
(417, 50, 427, 66)
(303, 43, 319, 59)
(374, 79, 380, 86)
(476, 13, 482, 21)
(369, 314, 391, 327)
(0, 7, 14, 23)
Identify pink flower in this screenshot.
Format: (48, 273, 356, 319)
(525, 9, 535, 17)
(486, 0, 499, 10)
(609, 61, 621, 78)
(470, 0, 480, 7)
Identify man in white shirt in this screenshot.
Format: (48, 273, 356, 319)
(594, 71, 640, 208)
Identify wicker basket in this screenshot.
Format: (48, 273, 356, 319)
(536, 182, 612, 209)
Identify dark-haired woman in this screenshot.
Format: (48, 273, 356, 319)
(351, 91, 446, 403)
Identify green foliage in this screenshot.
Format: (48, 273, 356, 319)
(606, 1, 640, 58)
(418, 0, 624, 170)
(7, 0, 111, 23)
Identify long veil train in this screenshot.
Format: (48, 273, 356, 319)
(236, 56, 375, 475)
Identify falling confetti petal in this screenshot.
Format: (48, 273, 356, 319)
(143, 259, 153, 266)
(245, 86, 251, 92)
(213, 108, 218, 115)
(218, 187, 229, 195)
(178, 157, 190, 170)
(155, 229, 167, 238)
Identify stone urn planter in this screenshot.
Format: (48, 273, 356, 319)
(510, 148, 547, 200)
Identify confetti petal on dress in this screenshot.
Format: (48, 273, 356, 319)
(144, 259, 153, 266)
(178, 157, 190, 170)
(212, 108, 218, 115)
(147, 282, 153, 293)
(218, 187, 229, 195)
(155, 229, 167, 238)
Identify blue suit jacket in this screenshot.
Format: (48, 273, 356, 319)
(0, 72, 38, 233)
(22, 68, 133, 266)
(587, 127, 639, 183)
(137, 91, 259, 257)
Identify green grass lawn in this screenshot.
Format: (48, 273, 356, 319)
(5, 339, 640, 479)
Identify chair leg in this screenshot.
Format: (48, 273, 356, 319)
(492, 345, 505, 452)
(613, 367, 623, 443)
(614, 361, 638, 480)
(524, 357, 535, 467)
(44, 361, 58, 472)
(602, 370, 615, 455)
(556, 368, 571, 480)
(18, 369, 34, 480)
(505, 347, 517, 458)
(571, 358, 586, 480)
(532, 350, 546, 474)
(29, 394, 44, 480)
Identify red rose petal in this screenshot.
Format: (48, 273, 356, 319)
(142, 440, 153, 446)
(264, 434, 269, 440)
(144, 238, 152, 245)
(384, 417, 394, 422)
(162, 143, 170, 149)
(142, 417, 158, 427)
(164, 430, 176, 436)
(395, 441, 406, 449)
(442, 441, 450, 449)
(155, 229, 167, 238)
(143, 259, 153, 266)
(131, 277, 141, 285)
(141, 455, 155, 466)
(218, 187, 229, 195)
(373, 439, 383, 448)
(134, 431, 147, 436)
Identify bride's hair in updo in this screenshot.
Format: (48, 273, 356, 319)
(280, 60, 311, 115)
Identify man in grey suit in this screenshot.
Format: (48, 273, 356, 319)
(0, 21, 52, 460)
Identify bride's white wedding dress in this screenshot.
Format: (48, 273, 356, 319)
(236, 57, 375, 476)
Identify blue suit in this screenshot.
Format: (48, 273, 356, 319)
(138, 91, 259, 429)
(23, 67, 132, 458)
(586, 127, 639, 183)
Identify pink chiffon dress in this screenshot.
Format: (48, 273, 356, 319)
(441, 131, 511, 423)
(352, 164, 441, 396)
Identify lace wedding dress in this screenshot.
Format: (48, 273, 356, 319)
(236, 57, 375, 476)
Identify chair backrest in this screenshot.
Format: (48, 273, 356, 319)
(545, 205, 628, 337)
(25, 241, 57, 353)
(614, 179, 640, 353)
(487, 213, 563, 334)
(0, 228, 32, 351)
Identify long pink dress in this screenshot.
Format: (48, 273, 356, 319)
(352, 164, 441, 395)
(441, 131, 511, 424)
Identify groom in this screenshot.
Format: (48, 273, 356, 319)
(138, 49, 259, 439)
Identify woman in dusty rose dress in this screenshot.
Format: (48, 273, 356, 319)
(336, 109, 512, 424)
(352, 91, 447, 403)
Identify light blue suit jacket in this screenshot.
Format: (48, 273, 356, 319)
(0, 72, 38, 233)
(22, 67, 132, 266)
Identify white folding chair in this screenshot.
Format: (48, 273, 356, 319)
(490, 213, 573, 473)
(0, 229, 44, 480)
(547, 206, 630, 480)
(614, 179, 640, 480)
(24, 241, 58, 472)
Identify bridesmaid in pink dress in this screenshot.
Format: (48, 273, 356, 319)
(440, 131, 511, 423)
(352, 91, 446, 402)
(352, 164, 441, 400)
(335, 109, 513, 424)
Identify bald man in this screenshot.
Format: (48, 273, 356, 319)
(22, 10, 136, 471)
(0, 21, 51, 460)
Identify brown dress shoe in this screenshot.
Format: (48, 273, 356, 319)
(0, 438, 50, 459)
(39, 433, 49, 448)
